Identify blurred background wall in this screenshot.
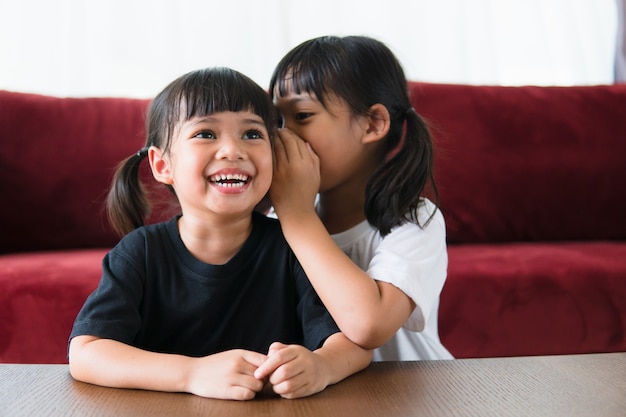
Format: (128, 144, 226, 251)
(0, 0, 620, 97)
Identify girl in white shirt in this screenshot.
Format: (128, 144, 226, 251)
(269, 35, 453, 361)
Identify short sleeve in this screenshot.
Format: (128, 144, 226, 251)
(69, 238, 146, 345)
(293, 261, 341, 350)
(367, 207, 448, 332)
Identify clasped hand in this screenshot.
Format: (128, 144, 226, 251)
(187, 342, 328, 401)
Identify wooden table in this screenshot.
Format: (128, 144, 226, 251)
(1, 353, 625, 416)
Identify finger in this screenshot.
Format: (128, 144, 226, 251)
(305, 141, 318, 158)
(243, 351, 270, 369)
(253, 355, 284, 380)
(268, 341, 287, 357)
(227, 375, 265, 400)
(273, 131, 287, 163)
(253, 345, 295, 380)
(305, 142, 320, 170)
(256, 342, 287, 380)
(278, 128, 308, 159)
(269, 358, 311, 398)
(273, 377, 309, 399)
(228, 386, 259, 401)
(267, 357, 306, 387)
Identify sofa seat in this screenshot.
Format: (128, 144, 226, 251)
(0, 249, 105, 363)
(441, 242, 626, 358)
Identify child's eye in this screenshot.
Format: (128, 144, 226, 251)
(243, 129, 264, 140)
(295, 112, 312, 121)
(193, 130, 215, 139)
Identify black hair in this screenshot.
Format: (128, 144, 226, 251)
(269, 35, 438, 236)
(107, 67, 277, 236)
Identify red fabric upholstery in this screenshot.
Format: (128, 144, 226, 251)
(1, 84, 625, 363)
(411, 83, 626, 243)
(0, 249, 106, 363)
(409, 83, 626, 357)
(0, 92, 147, 253)
(441, 242, 626, 358)
(0, 91, 175, 254)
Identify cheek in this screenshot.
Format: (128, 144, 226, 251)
(261, 158, 273, 179)
(290, 124, 318, 146)
(256, 150, 274, 183)
(310, 140, 339, 166)
(304, 122, 347, 154)
(315, 150, 337, 184)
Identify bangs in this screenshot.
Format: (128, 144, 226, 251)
(271, 41, 343, 108)
(161, 68, 277, 139)
(273, 63, 329, 101)
(180, 69, 275, 124)
(147, 67, 277, 153)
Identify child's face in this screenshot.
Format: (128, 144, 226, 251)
(274, 89, 371, 194)
(151, 111, 273, 219)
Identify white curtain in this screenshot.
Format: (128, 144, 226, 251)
(615, 0, 626, 81)
(0, 0, 618, 97)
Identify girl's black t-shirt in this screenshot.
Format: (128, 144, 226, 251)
(70, 212, 338, 357)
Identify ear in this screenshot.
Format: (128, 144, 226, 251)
(362, 103, 390, 144)
(148, 146, 174, 185)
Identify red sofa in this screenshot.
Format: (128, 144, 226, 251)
(1, 83, 626, 363)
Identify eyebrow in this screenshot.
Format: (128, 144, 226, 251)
(187, 116, 266, 127)
(287, 95, 316, 104)
(241, 118, 266, 127)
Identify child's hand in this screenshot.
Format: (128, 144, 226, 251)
(270, 128, 320, 219)
(186, 349, 268, 400)
(254, 342, 330, 399)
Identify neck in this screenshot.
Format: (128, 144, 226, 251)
(317, 157, 380, 234)
(317, 187, 367, 235)
(178, 212, 252, 265)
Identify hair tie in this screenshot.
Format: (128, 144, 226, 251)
(136, 148, 149, 158)
(405, 107, 415, 116)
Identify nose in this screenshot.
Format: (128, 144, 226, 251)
(215, 136, 245, 160)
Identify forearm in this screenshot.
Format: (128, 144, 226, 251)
(69, 336, 192, 393)
(314, 333, 372, 386)
(280, 212, 411, 348)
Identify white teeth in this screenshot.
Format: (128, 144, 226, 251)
(209, 173, 249, 186)
(214, 182, 245, 188)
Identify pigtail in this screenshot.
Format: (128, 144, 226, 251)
(365, 109, 438, 236)
(106, 148, 151, 236)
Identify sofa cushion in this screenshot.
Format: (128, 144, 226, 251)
(0, 249, 107, 363)
(440, 242, 626, 358)
(0, 91, 160, 254)
(410, 83, 626, 244)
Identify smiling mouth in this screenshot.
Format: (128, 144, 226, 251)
(209, 173, 250, 188)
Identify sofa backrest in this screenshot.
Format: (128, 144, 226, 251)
(410, 82, 626, 244)
(0, 90, 177, 254)
(3, 84, 626, 253)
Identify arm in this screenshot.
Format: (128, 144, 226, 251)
(253, 332, 372, 399)
(69, 335, 268, 400)
(270, 129, 415, 349)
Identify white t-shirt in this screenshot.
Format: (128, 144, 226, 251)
(331, 198, 454, 361)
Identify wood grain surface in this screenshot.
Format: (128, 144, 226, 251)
(1, 353, 625, 416)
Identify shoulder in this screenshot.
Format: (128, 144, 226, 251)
(415, 198, 446, 232)
(108, 217, 178, 266)
(251, 211, 285, 241)
(381, 200, 446, 254)
(396, 199, 445, 237)
(250, 211, 302, 270)
(115, 218, 173, 248)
